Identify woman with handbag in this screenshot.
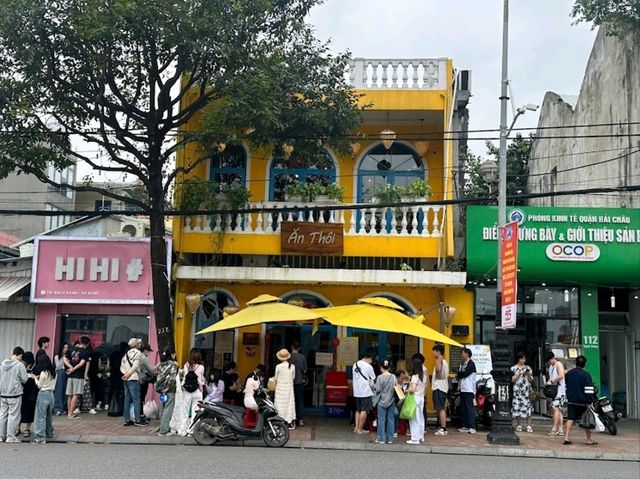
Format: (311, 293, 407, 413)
(273, 349, 296, 429)
(545, 351, 566, 436)
(406, 355, 427, 445)
(510, 352, 534, 432)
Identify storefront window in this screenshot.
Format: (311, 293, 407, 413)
(62, 314, 149, 351)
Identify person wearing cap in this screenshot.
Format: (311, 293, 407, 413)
(273, 349, 296, 429)
(137, 343, 155, 422)
(120, 338, 146, 426)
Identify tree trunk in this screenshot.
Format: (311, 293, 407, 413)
(149, 187, 174, 353)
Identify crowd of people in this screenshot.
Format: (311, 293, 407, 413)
(0, 336, 597, 446)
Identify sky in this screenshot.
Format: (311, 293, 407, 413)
(308, 0, 597, 157)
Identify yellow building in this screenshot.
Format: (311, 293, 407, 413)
(172, 58, 473, 411)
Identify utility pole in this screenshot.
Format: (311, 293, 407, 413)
(488, 0, 520, 445)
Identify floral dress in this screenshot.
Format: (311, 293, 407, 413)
(510, 365, 533, 418)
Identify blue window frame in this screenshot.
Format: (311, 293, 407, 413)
(357, 142, 425, 202)
(269, 149, 336, 201)
(209, 144, 247, 188)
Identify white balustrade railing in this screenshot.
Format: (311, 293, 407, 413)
(346, 58, 448, 90)
(183, 202, 445, 238)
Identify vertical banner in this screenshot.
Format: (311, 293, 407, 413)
(500, 222, 518, 329)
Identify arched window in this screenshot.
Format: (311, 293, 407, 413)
(357, 142, 425, 202)
(209, 144, 247, 188)
(193, 290, 238, 362)
(269, 149, 336, 201)
(281, 291, 331, 309)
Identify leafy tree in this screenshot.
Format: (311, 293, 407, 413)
(0, 0, 361, 351)
(571, 0, 640, 36)
(463, 135, 532, 206)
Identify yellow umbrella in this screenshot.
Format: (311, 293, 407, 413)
(315, 298, 463, 347)
(195, 294, 323, 335)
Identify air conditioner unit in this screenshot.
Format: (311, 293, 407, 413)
(120, 222, 144, 238)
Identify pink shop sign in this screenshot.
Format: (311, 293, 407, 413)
(31, 237, 165, 304)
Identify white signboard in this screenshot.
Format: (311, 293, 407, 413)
(467, 344, 493, 374)
(315, 352, 333, 367)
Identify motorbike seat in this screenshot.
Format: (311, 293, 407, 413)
(213, 402, 246, 422)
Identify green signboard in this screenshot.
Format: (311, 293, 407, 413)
(467, 206, 640, 286)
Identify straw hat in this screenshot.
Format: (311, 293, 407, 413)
(276, 348, 291, 361)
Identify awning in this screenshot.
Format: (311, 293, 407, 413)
(0, 276, 31, 302)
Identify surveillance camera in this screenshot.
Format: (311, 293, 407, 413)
(525, 103, 539, 112)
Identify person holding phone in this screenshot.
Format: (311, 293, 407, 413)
(511, 351, 534, 432)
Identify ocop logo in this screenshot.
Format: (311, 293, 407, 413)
(546, 243, 600, 262)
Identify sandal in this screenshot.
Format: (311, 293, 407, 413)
(585, 441, 598, 446)
(547, 429, 558, 436)
(555, 430, 564, 436)
(526, 426, 534, 433)
(515, 425, 522, 432)
(23, 430, 30, 438)
(563, 440, 572, 445)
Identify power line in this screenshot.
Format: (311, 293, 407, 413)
(0, 184, 638, 217)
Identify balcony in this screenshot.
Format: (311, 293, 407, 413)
(347, 58, 448, 90)
(180, 202, 448, 258)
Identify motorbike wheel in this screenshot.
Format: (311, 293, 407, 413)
(262, 419, 290, 447)
(193, 418, 220, 446)
(601, 413, 617, 436)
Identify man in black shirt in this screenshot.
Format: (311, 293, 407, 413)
(63, 336, 91, 418)
(563, 355, 596, 446)
(222, 361, 242, 404)
(289, 343, 307, 427)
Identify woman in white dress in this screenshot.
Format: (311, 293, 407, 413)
(273, 349, 296, 429)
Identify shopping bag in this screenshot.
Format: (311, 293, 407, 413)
(579, 405, 596, 429)
(593, 412, 606, 433)
(399, 393, 416, 420)
(143, 399, 160, 419)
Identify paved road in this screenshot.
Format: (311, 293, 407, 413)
(1, 443, 638, 478)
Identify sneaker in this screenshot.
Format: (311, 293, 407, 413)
(434, 429, 448, 436)
(406, 439, 420, 445)
(73, 408, 80, 414)
(393, 433, 398, 438)
(6, 437, 21, 443)
(134, 421, 148, 427)
(298, 420, 305, 427)
(34, 438, 46, 444)
(458, 427, 470, 433)
(386, 441, 394, 444)
(157, 432, 172, 437)
(374, 439, 385, 444)
(468, 428, 477, 434)
(123, 421, 134, 427)
(89, 409, 97, 415)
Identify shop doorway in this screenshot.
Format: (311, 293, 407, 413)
(265, 324, 336, 411)
(600, 313, 636, 418)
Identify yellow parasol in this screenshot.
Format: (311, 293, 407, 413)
(315, 297, 463, 347)
(195, 294, 323, 335)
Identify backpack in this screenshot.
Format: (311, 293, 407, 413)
(183, 368, 199, 393)
(155, 362, 176, 393)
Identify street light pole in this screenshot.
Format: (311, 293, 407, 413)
(487, 0, 520, 445)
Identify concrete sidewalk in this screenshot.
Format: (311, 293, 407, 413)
(40, 412, 640, 462)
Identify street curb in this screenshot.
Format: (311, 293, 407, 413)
(48, 435, 640, 462)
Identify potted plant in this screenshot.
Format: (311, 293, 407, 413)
(219, 183, 251, 210)
(284, 183, 310, 202)
(179, 179, 218, 211)
(371, 183, 401, 205)
(407, 179, 432, 198)
(320, 182, 344, 202)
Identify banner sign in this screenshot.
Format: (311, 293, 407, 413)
(281, 222, 344, 255)
(500, 222, 518, 329)
(467, 206, 640, 285)
(31, 237, 169, 304)
(466, 345, 493, 375)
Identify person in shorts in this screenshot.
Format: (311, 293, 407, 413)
(352, 350, 375, 434)
(431, 344, 449, 436)
(63, 336, 91, 419)
(563, 355, 596, 446)
(545, 351, 566, 436)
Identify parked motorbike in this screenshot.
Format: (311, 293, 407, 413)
(592, 387, 622, 436)
(191, 388, 290, 447)
(446, 375, 495, 430)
